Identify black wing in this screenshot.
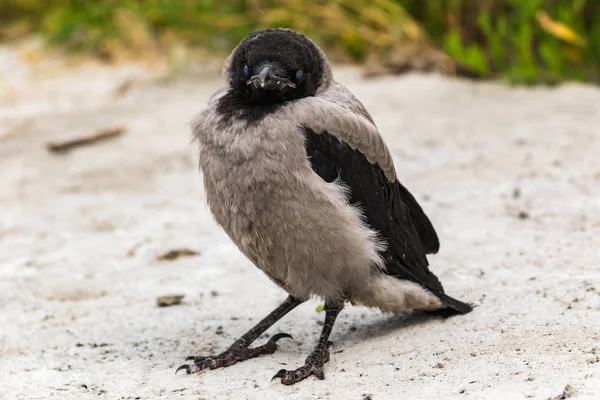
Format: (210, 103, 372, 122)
(304, 128, 445, 294)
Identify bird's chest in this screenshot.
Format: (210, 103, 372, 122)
(199, 123, 308, 259)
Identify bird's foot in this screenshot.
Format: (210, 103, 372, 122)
(176, 333, 293, 374)
(272, 342, 333, 385)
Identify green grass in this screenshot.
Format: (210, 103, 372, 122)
(1, 0, 599, 84)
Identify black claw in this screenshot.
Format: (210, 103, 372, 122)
(175, 364, 190, 375)
(326, 341, 334, 350)
(269, 333, 294, 343)
(271, 369, 287, 381)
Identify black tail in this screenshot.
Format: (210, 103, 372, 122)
(436, 293, 474, 315)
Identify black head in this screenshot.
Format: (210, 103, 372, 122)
(226, 29, 327, 105)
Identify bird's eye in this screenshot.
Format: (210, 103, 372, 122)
(243, 65, 250, 77)
(295, 69, 304, 80)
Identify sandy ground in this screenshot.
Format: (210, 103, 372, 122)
(1, 44, 600, 400)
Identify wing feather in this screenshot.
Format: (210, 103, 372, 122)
(289, 82, 443, 292)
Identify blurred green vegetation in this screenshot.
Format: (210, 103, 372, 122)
(1, 0, 599, 84)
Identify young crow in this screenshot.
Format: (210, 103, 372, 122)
(177, 28, 472, 385)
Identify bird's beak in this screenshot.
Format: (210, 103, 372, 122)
(248, 63, 296, 91)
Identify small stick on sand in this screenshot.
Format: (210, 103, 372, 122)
(46, 125, 127, 154)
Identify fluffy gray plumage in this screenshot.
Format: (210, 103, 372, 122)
(181, 28, 471, 384)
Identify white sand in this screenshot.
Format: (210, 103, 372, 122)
(1, 44, 599, 400)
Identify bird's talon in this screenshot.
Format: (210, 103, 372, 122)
(269, 332, 294, 343)
(175, 364, 190, 375)
(271, 369, 287, 381)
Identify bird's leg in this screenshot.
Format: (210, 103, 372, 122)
(176, 295, 303, 374)
(272, 302, 343, 385)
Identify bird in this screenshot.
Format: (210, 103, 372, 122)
(176, 28, 472, 385)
